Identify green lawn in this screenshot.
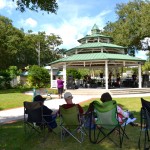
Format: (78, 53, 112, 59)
(81, 96, 150, 122)
(0, 89, 150, 149)
(0, 88, 57, 110)
(0, 89, 32, 110)
(0, 113, 148, 150)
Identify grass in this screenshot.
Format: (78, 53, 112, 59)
(1, 89, 150, 149)
(0, 89, 32, 110)
(81, 96, 150, 122)
(0, 120, 143, 150)
(0, 88, 58, 110)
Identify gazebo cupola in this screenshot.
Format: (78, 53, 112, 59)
(91, 24, 101, 35)
(66, 24, 126, 56)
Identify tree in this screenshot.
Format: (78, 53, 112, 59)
(0, 15, 25, 69)
(67, 68, 81, 79)
(6, 66, 21, 87)
(142, 61, 150, 72)
(102, 0, 150, 55)
(0, 70, 11, 89)
(27, 65, 50, 88)
(13, 0, 58, 14)
(33, 32, 63, 66)
(17, 32, 38, 67)
(0, 15, 63, 69)
(7, 66, 20, 79)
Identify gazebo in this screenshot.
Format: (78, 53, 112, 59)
(49, 24, 146, 90)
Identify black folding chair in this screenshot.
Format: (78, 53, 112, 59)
(23, 101, 56, 139)
(138, 98, 150, 150)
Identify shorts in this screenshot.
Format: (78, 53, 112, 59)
(58, 88, 63, 94)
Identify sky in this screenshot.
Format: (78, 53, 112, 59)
(0, 0, 147, 59)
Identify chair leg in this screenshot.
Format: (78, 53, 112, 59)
(60, 125, 85, 143)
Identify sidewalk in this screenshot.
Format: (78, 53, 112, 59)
(0, 94, 96, 124)
(1, 93, 150, 124)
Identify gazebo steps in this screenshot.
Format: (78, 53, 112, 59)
(110, 88, 150, 95)
(66, 89, 107, 96)
(66, 88, 150, 96)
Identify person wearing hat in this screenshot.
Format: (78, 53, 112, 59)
(33, 95, 57, 130)
(59, 92, 83, 115)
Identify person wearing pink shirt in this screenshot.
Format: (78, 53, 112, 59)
(100, 92, 136, 126)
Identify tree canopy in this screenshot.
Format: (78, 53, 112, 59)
(102, 0, 150, 56)
(13, 0, 58, 14)
(0, 15, 63, 70)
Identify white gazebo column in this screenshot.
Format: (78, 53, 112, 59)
(50, 66, 53, 88)
(138, 63, 142, 88)
(105, 60, 108, 90)
(63, 64, 67, 90)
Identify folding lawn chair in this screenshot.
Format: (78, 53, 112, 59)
(88, 100, 129, 148)
(45, 89, 52, 100)
(138, 98, 150, 150)
(24, 101, 56, 138)
(59, 104, 86, 143)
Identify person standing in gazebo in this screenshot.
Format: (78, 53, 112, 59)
(116, 73, 121, 87)
(57, 76, 64, 99)
(108, 72, 112, 88)
(132, 72, 137, 88)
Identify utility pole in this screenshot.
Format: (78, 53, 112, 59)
(36, 42, 40, 66)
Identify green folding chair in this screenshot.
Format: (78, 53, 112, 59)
(59, 105, 86, 143)
(88, 100, 129, 148)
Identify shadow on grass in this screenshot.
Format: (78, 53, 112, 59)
(0, 88, 32, 94)
(0, 119, 143, 150)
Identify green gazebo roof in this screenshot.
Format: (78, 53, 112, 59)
(50, 52, 145, 65)
(67, 42, 126, 53)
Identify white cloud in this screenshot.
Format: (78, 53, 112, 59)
(0, 0, 16, 14)
(40, 11, 110, 49)
(19, 18, 37, 28)
(136, 50, 147, 60)
(0, 0, 113, 50)
(0, 0, 6, 9)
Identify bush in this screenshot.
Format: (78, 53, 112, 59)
(27, 65, 50, 88)
(0, 71, 11, 89)
(67, 68, 81, 79)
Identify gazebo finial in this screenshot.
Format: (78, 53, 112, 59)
(91, 24, 100, 35)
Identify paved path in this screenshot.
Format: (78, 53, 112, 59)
(1, 92, 150, 124)
(0, 94, 96, 124)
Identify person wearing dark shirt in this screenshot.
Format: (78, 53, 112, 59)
(132, 72, 137, 87)
(33, 95, 57, 130)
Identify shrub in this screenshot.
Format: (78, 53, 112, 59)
(27, 65, 50, 88)
(67, 68, 81, 79)
(0, 71, 11, 89)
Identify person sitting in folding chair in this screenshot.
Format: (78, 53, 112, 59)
(138, 98, 150, 150)
(58, 92, 85, 143)
(59, 92, 84, 115)
(33, 95, 57, 131)
(100, 92, 136, 126)
(87, 92, 132, 148)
